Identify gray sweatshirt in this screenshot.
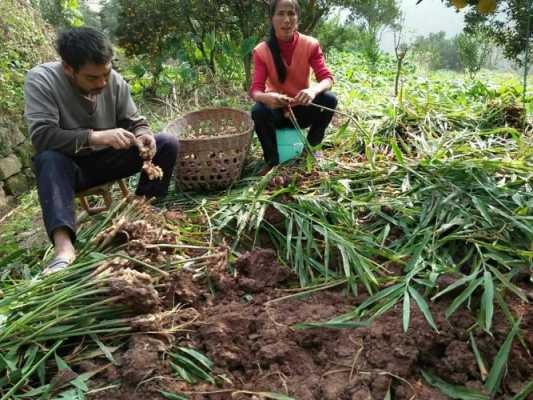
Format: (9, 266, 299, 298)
(24, 61, 150, 156)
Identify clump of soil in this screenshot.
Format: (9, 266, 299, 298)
(121, 335, 168, 385)
(234, 249, 291, 292)
(88, 248, 532, 400)
(177, 250, 531, 400)
(161, 271, 208, 308)
(501, 103, 526, 129)
(266, 167, 324, 192)
(487, 100, 526, 130)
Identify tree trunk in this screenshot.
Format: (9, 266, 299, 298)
(243, 52, 252, 91)
(209, 47, 217, 76)
(523, 0, 531, 106)
(394, 57, 403, 97)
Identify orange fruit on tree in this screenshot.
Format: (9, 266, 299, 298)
(477, 0, 497, 14)
(452, 0, 468, 9)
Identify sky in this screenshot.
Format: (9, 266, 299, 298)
(380, 0, 466, 52)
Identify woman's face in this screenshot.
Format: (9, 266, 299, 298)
(272, 0, 298, 42)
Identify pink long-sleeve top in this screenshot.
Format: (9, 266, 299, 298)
(249, 32, 333, 98)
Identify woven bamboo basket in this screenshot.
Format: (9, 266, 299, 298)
(165, 108, 253, 191)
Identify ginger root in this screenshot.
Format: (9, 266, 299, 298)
(136, 139, 163, 181)
(142, 161, 163, 180)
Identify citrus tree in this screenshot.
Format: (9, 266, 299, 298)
(446, 0, 532, 66)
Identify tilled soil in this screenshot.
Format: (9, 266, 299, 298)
(88, 248, 532, 400)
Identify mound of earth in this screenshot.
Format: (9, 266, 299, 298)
(88, 248, 532, 400)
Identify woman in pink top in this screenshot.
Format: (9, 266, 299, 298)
(250, 0, 337, 173)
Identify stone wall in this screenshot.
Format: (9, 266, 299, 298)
(0, 0, 56, 211)
(0, 116, 35, 209)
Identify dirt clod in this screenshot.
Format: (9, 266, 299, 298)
(121, 335, 167, 385)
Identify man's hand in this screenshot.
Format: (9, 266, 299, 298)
(264, 92, 293, 109)
(136, 133, 156, 160)
(89, 128, 136, 150)
(293, 88, 317, 106)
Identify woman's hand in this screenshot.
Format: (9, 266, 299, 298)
(264, 92, 293, 109)
(294, 88, 317, 105)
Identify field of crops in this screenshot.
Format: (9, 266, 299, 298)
(0, 52, 531, 400)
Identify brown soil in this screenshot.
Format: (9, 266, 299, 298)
(88, 248, 532, 400)
(502, 104, 525, 129)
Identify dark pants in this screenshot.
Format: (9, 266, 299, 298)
(32, 133, 179, 242)
(251, 91, 337, 166)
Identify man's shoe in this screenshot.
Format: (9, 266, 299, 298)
(42, 256, 72, 275)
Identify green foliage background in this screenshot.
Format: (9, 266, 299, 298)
(0, 0, 55, 118)
(0, 0, 531, 398)
(0, 0, 56, 160)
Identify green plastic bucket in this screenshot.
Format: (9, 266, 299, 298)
(276, 128, 305, 163)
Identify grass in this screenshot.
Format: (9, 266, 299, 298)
(0, 199, 219, 398)
(0, 51, 531, 399)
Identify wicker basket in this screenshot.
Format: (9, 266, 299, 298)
(165, 108, 253, 191)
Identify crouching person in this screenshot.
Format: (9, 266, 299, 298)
(24, 27, 179, 274)
(250, 0, 337, 175)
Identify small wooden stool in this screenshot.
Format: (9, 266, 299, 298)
(77, 179, 129, 215)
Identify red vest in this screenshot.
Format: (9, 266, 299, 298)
(253, 34, 318, 98)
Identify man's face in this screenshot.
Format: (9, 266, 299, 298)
(64, 62, 112, 95)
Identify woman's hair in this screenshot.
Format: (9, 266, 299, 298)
(267, 0, 299, 83)
(56, 27, 113, 71)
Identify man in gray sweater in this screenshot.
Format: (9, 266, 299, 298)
(24, 27, 179, 274)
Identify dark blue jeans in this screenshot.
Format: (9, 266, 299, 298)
(251, 91, 337, 166)
(32, 133, 179, 242)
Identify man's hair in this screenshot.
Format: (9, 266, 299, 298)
(56, 27, 113, 71)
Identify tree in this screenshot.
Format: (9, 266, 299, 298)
(411, 31, 462, 71)
(111, 0, 378, 88)
(316, 15, 364, 54)
(111, 0, 401, 90)
(393, 17, 409, 97)
(298, 0, 353, 34)
(114, 0, 186, 87)
(99, 0, 121, 39)
(31, 0, 85, 28)
(113, 0, 266, 88)
(443, 0, 532, 66)
(352, 0, 400, 35)
(218, 0, 269, 87)
(456, 29, 491, 77)
(348, 0, 401, 70)
(443, 0, 531, 101)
